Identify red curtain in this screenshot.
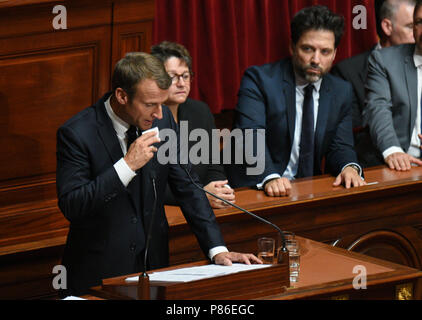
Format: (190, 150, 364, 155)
(153, 0, 378, 113)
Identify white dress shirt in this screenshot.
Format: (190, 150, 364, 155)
(104, 96, 228, 260)
(382, 49, 422, 159)
(258, 78, 361, 189)
(104, 96, 137, 187)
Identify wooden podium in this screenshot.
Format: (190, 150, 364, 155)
(90, 253, 290, 300)
(88, 237, 422, 300)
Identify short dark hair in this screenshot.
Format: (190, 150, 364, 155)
(375, 0, 386, 38)
(415, 0, 422, 20)
(111, 52, 172, 100)
(290, 6, 345, 48)
(376, 0, 416, 38)
(151, 41, 193, 75)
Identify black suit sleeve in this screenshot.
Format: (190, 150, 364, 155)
(325, 83, 359, 176)
(331, 64, 362, 129)
(165, 108, 226, 255)
(228, 67, 280, 187)
(331, 53, 370, 130)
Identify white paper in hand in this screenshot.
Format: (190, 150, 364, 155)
(142, 127, 159, 141)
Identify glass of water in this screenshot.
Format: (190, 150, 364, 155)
(286, 239, 300, 283)
(257, 237, 275, 264)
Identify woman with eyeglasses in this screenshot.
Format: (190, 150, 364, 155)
(151, 41, 235, 209)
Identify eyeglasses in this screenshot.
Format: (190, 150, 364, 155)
(169, 72, 192, 84)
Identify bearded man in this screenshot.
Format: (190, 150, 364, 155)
(226, 5, 366, 195)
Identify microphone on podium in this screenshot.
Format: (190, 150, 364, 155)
(179, 164, 288, 258)
(138, 169, 158, 300)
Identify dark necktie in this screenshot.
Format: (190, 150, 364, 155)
(296, 84, 315, 178)
(126, 126, 143, 215)
(126, 125, 138, 152)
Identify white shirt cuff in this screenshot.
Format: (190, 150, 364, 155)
(256, 173, 282, 190)
(341, 162, 363, 177)
(209, 246, 229, 261)
(382, 146, 405, 160)
(114, 158, 137, 187)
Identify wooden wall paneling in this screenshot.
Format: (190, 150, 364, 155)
(113, 0, 154, 24)
(0, 0, 156, 299)
(0, 24, 111, 194)
(111, 0, 155, 68)
(0, 200, 68, 255)
(0, 1, 112, 39)
(111, 21, 153, 69)
(0, 246, 64, 299)
(0, 0, 65, 10)
(0, 174, 56, 208)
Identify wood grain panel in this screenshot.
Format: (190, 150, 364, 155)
(0, 201, 67, 253)
(0, 24, 111, 187)
(0, 47, 95, 180)
(0, 1, 112, 38)
(113, 0, 154, 24)
(111, 21, 153, 69)
(0, 174, 56, 208)
(0, 0, 62, 9)
(0, 245, 64, 299)
(0, 0, 155, 299)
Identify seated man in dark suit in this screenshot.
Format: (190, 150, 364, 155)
(332, 0, 416, 167)
(226, 5, 366, 196)
(364, 1, 422, 171)
(56, 52, 260, 296)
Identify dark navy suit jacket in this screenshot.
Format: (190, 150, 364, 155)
(226, 58, 359, 188)
(56, 92, 225, 295)
(331, 48, 384, 167)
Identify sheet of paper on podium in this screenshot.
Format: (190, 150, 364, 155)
(125, 263, 271, 283)
(62, 296, 87, 300)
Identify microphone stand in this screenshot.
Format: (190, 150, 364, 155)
(181, 165, 288, 264)
(138, 173, 158, 300)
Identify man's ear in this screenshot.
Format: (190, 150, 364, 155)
(381, 18, 393, 37)
(289, 42, 295, 56)
(332, 48, 337, 62)
(115, 88, 129, 105)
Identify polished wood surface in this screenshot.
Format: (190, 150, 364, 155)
(2, 161, 422, 299)
(0, 0, 154, 299)
(264, 237, 422, 300)
(88, 237, 422, 300)
(91, 261, 289, 300)
(166, 166, 422, 272)
(0, 1, 421, 299)
(167, 165, 422, 227)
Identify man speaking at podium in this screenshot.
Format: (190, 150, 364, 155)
(56, 52, 261, 297)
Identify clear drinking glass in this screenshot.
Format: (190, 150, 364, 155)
(257, 237, 275, 264)
(286, 239, 300, 282)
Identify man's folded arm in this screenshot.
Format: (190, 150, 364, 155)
(326, 83, 362, 176)
(56, 126, 127, 222)
(235, 68, 280, 184)
(364, 50, 401, 153)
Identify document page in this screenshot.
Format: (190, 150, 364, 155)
(125, 263, 271, 283)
